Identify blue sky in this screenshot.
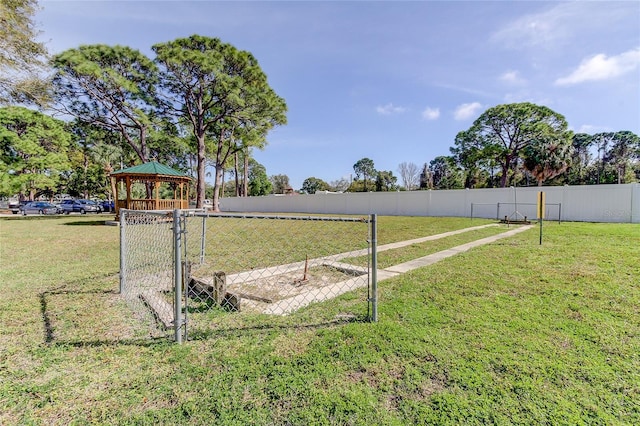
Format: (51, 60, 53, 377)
(37, 1, 640, 190)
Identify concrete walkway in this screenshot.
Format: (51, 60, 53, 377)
(262, 224, 534, 314)
(377, 225, 534, 280)
(143, 223, 536, 322)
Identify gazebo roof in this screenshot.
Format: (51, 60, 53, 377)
(110, 161, 191, 179)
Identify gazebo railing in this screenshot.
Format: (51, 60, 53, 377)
(117, 199, 189, 211)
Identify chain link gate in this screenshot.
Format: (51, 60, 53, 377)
(119, 209, 177, 339)
(120, 210, 378, 343)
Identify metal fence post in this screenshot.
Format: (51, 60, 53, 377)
(558, 203, 562, 224)
(200, 214, 206, 265)
(119, 209, 126, 294)
(370, 214, 378, 322)
(173, 209, 183, 344)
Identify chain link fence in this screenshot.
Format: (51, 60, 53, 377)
(120, 210, 377, 342)
(119, 210, 176, 338)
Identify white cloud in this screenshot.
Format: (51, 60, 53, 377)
(454, 102, 482, 121)
(491, 4, 571, 48)
(500, 70, 526, 85)
(434, 83, 493, 98)
(555, 48, 640, 86)
(575, 124, 611, 134)
(421, 107, 440, 120)
(376, 103, 407, 115)
(491, 2, 636, 49)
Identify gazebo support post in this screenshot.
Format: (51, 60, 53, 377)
(125, 176, 131, 212)
(155, 179, 160, 210)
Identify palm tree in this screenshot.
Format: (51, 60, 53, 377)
(523, 138, 574, 186)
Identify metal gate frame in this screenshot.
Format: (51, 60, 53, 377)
(121, 210, 378, 344)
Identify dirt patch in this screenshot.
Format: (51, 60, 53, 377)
(230, 265, 362, 303)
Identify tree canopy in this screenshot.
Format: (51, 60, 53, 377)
(523, 135, 573, 186)
(419, 163, 432, 189)
(153, 35, 287, 211)
(51, 44, 160, 164)
(247, 159, 271, 196)
(0, 106, 71, 199)
(375, 170, 398, 192)
(301, 177, 330, 194)
(565, 131, 640, 185)
(270, 174, 290, 194)
(429, 156, 463, 189)
(353, 157, 376, 191)
(0, 0, 49, 104)
(453, 102, 573, 187)
(5, 29, 638, 205)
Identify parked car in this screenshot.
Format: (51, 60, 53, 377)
(8, 200, 29, 214)
(21, 201, 59, 215)
(59, 199, 102, 214)
(101, 200, 115, 212)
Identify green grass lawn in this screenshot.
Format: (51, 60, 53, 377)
(1, 215, 638, 424)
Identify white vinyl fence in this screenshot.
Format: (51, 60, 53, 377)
(219, 184, 640, 223)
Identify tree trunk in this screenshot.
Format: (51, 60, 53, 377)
(234, 151, 240, 197)
(243, 150, 249, 197)
(196, 133, 206, 209)
(211, 134, 224, 212)
(499, 156, 512, 188)
(212, 163, 224, 212)
(499, 166, 509, 188)
(618, 166, 622, 184)
(220, 164, 226, 199)
(122, 126, 148, 165)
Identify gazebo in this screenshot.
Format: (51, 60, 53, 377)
(110, 161, 191, 219)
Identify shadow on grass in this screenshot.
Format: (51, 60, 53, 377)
(39, 285, 120, 344)
(0, 216, 113, 225)
(36, 273, 155, 347)
(1, 215, 60, 221)
(184, 314, 367, 342)
(39, 278, 366, 347)
(51, 336, 173, 348)
(63, 219, 111, 226)
(51, 318, 365, 348)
